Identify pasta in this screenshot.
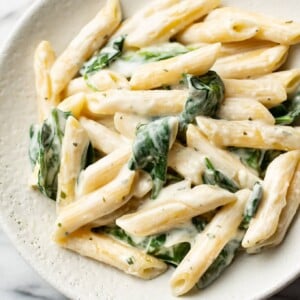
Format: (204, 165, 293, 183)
(130, 43, 221, 90)
(212, 45, 289, 79)
(28, 0, 300, 296)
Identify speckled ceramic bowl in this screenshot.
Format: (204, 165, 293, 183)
(0, 0, 299, 299)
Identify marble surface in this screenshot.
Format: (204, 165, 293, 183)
(0, 1, 299, 300)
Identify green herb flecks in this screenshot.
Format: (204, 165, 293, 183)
(128, 117, 178, 199)
(202, 158, 239, 193)
(178, 71, 225, 138)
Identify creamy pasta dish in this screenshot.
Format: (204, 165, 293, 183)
(28, 0, 300, 296)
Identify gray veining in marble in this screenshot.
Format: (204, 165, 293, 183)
(0, 1, 299, 300)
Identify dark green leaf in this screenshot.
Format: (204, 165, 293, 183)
(80, 35, 126, 75)
(202, 158, 239, 193)
(197, 235, 242, 289)
(35, 109, 71, 199)
(128, 117, 177, 198)
(178, 71, 225, 138)
(270, 90, 300, 125)
(240, 182, 263, 229)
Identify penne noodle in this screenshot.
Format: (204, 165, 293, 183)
(50, 0, 122, 101)
(90, 197, 143, 227)
(168, 143, 205, 185)
(206, 7, 300, 45)
(139, 180, 192, 210)
(223, 78, 287, 108)
(186, 125, 260, 188)
(258, 160, 300, 248)
(114, 113, 149, 139)
(54, 165, 136, 242)
(130, 43, 221, 90)
(61, 229, 167, 279)
(57, 117, 90, 209)
(170, 189, 250, 296)
(77, 146, 131, 197)
(196, 116, 300, 151)
(125, 0, 220, 48)
(257, 69, 300, 94)
(219, 39, 277, 57)
(85, 90, 187, 116)
(64, 70, 130, 97)
(34, 41, 56, 122)
(212, 45, 289, 79)
(57, 93, 86, 118)
(218, 97, 275, 125)
(80, 117, 127, 154)
(112, 0, 180, 38)
(176, 17, 258, 44)
(117, 185, 236, 236)
(242, 151, 300, 249)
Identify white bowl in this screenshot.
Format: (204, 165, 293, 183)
(0, 0, 299, 299)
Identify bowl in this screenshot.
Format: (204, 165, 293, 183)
(0, 0, 299, 299)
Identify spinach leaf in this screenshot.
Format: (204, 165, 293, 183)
(97, 220, 206, 266)
(270, 90, 300, 125)
(29, 109, 71, 200)
(128, 117, 178, 199)
(202, 158, 239, 193)
(122, 42, 189, 63)
(80, 35, 126, 76)
(228, 147, 265, 173)
(178, 71, 225, 137)
(197, 234, 242, 289)
(240, 182, 263, 229)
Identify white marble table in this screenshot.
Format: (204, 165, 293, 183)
(0, 1, 299, 300)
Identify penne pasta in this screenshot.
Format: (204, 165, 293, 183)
(242, 151, 300, 249)
(130, 43, 221, 90)
(50, 0, 122, 101)
(176, 17, 258, 44)
(90, 197, 144, 227)
(218, 97, 275, 125)
(57, 117, 90, 209)
(257, 69, 300, 94)
(80, 117, 127, 154)
(125, 0, 220, 48)
(218, 39, 277, 57)
(257, 160, 300, 248)
(114, 113, 149, 139)
(61, 229, 167, 279)
(212, 45, 289, 79)
(112, 0, 179, 38)
(196, 116, 300, 151)
(54, 165, 136, 242)
(34, 41, 56, 122)
(206, 7, 300, 45)
(168, 143, 205, 185)
(64, 70, 130, 97)
(85, 90, 187, 116)
(117, 185, 236, 236)
(186, 125, 260, 188)
(57, 93, 86, 118)
(223, 78, 287, 108)
(77, 146, 131, 196)
(170, 189, 250, 296)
